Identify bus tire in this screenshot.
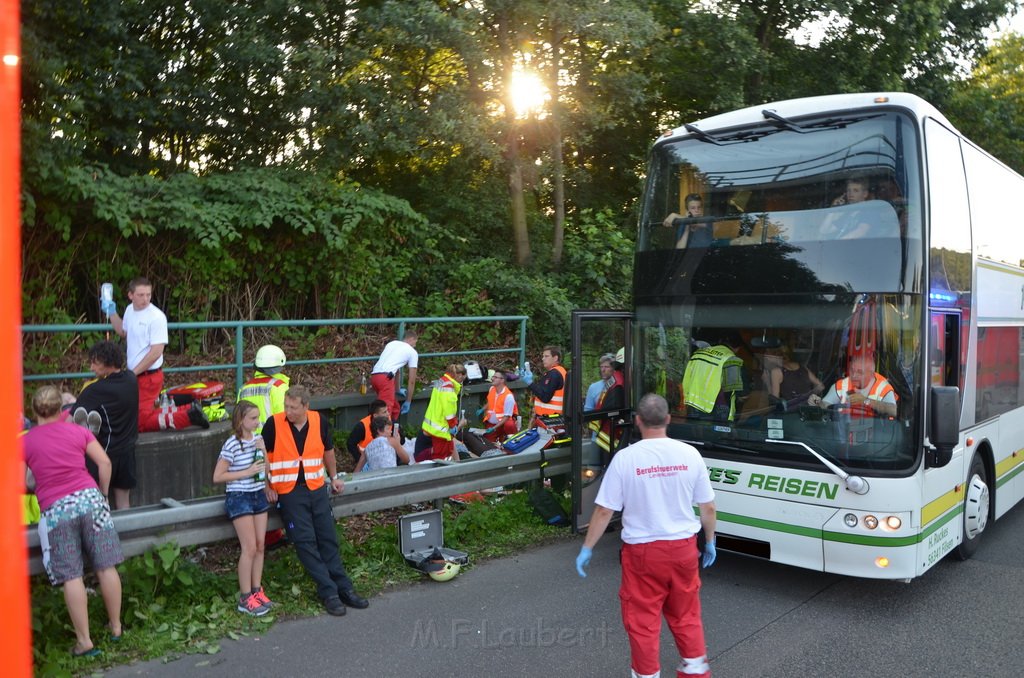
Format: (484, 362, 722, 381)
(955, 453, 990, 561)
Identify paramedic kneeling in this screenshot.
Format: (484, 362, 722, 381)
(576, 393, 717, 678)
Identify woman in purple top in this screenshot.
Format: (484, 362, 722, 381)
(23, 386, 124, 658)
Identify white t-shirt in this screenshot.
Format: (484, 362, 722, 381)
(595, 437, 714, 544)
(372, 340, 418, 374)
(123, 303, 169, 371)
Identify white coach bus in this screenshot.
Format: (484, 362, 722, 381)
(572, 92, 1024, 580)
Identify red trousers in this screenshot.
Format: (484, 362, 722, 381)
(619, 538, 710, 678)
(482, 417, 518, 442)
(370, 372, 399, 421)
(428, 434, 455, 461)
(137, 369, 190, 432)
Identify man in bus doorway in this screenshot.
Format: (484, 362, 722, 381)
(575, 393, 717, 678)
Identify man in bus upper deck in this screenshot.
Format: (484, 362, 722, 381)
(808, 353, 897, 418)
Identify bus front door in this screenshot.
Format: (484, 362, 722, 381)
(570, 310, 634, 533)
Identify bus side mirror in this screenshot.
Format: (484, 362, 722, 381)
(928, 386, 959, 467)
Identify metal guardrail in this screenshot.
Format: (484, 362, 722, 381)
(24, 444, 570, 575)
(22, 314, 529, 387)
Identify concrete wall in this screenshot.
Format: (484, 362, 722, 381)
(132, 381, 525, 506)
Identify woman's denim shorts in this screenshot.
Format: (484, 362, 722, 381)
(225, 490, 270, 520)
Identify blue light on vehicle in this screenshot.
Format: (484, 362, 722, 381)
(929, 290, 958, 306)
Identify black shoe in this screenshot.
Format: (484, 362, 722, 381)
(339, 588, 369, 609)
(188, 403, 210, 429)
(324, 596, 347, 616)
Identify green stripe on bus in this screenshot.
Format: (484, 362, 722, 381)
(717, 504, 962, 547)
(996, 462, 1024, 488)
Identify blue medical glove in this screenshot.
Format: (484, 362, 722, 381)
(100, 299, 117, 316)
(484, 427, 495, 435)
(396, 388, 407, 399)
(400, 401, 411, 415)
(522, 372, 534, 386)
(448, 426, 459, 436)
(702, 539, 717, 568)
(476, 406, 486, 418)
(575, 546, 593, 578)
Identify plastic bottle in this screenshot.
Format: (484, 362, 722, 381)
(359, 372, 368, 395)
(253, 444, 266, 482)
(100, 282, 114, 316)
(523, 361, 533, 380)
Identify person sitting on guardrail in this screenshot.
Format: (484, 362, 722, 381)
(355, 414, 409, 472)
(262, 385, 369, 616)
(213, 401, 273, 617)
(23, 385, 124, 658)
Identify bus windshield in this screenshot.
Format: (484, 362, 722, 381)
(634, 109, 925, 474)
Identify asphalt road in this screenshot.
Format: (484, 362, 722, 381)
(103, 501, 1024, 678)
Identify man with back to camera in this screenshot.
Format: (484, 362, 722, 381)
(370, 330, 419, 422)
(576, 393, 717, 678)
(237, 344, 290, 433)
(262, 385, 368, 616)
(70, 340, 139, 509)
(104, 277, 209, 432)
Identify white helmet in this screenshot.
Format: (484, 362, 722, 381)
(255, 344, 286, 370)
(428, 561, 461, 582)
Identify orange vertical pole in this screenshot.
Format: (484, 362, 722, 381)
(0, 1, 32, 675)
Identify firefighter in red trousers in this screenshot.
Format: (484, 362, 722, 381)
(576, 393, 717, 678)
(106, 277, 209, 432)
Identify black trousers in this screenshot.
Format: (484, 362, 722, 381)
(277, 482, 353, 601)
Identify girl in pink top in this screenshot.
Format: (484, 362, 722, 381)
(23, 386, 124, 658)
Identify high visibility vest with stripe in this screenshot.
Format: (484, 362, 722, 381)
(533, 365, 567, 416)
(238, 371, 290, 433)
(682, 346, 744, 418)
(834, 373, 897, 418)
(267, 410, 326, 494)
(486, 386, 518, 424)
(422, 375, 461, 440)
(587, 373, 624, 452)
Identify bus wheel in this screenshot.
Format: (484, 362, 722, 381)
(956, 453, 990, 560)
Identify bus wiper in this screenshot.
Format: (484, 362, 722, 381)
(761, 110, 808, 133)
(764, 439, 869, 495)
(683, 124, 723, 146)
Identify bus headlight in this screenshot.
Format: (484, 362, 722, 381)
(863, 515, 879, 530)
(844, 513, 858, 528)
(884, 515, 902, 530)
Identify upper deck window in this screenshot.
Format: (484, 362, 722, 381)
(639, 110, 922, 252)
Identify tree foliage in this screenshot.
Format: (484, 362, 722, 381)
(20, 0, 1023, 347)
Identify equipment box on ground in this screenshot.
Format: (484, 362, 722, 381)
(398, 509, 469, 573)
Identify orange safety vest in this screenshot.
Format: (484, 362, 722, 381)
(834, 373, 897, 418)
(357, 415, 374, 451)
(268, 410, 326, 494)
(486, 386, 518, 423)
(533, 365, 567, 416)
